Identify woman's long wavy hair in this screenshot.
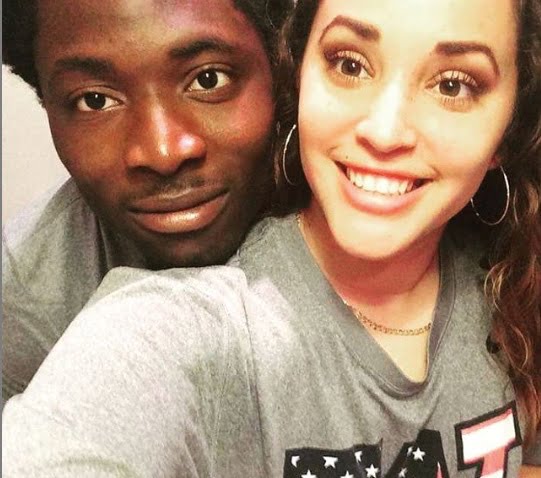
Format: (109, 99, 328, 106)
(272, 0, 541, 446)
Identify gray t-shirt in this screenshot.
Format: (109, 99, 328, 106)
(2, 179, 145, 401)
(3, 215, 540, 477)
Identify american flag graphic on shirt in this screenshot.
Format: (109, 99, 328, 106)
(282, 402, 522, 478)
(284, 430, 450, 478)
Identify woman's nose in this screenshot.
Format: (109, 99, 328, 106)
(354, 81, 417, 155)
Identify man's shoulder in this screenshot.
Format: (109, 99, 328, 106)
(75, 265, 252, 367)
(3, 178, 96, 252)
(89, 265, 250, 315)
(2, 178, 106, 306)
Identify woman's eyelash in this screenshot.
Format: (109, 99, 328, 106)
(428, 70, 487, 111)
(432, 70, 481, 92)
(324, 49, 372, 80)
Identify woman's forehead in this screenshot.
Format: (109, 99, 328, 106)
(311, 0, 518, 50)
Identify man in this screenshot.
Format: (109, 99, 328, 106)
(2, 0, 290, 400)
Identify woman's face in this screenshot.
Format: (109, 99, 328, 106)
(298, 0, 518, 260)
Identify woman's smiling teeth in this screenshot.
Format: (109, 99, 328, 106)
(346, 167, 417, 196)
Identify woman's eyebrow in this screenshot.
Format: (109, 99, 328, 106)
(433, 41, 500, 76)
(319, 15, 380, 44)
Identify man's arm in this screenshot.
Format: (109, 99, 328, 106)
(2, 270, 226, 477)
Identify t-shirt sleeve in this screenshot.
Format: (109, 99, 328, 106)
(1, 232, 41, 402)
(2, 184, 104, 403)
(2, 267, 247, 477)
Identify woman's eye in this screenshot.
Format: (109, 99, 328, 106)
(324, 50, 372, 83)
(438, 79, 463, 97)
(75, 92, 120, 112)
(428, 71, 484, 111)
(335, 57, 370, 79)
(437, 79, 473, 99)
(430, 71, 480, 100)
(188, 69, 232, 91)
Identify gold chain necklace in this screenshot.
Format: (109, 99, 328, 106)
(295, 212, 432, 337)
(343, 301, 432, 336)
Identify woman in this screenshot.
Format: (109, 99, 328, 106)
(3, 0, 541, 476)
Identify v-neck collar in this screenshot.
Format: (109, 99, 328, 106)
(279, 214, 456, 397)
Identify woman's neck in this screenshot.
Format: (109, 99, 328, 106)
(299, 201, 442, 313)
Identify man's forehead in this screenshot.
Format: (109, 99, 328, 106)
(37, 0, 245, 37)
(36, 0, 257, 60)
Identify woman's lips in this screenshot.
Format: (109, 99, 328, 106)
(128, 188, 229, 235)
(339, 164, 430, 215)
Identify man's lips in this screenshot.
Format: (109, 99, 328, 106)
(127, 185, 229, 235)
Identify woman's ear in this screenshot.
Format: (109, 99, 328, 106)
(488, 154, 502, 170)
(295, 65, 302, 91)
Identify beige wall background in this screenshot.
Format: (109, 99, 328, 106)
(2, 65, 69, 224)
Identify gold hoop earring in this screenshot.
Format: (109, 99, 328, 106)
(282, 124, 298, 186)
(470, 165, 510, 226)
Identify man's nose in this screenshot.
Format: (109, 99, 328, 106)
(124, 103, 206, 176)
(354, 81, 417, 155)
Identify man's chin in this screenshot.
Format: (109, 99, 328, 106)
(140, 235, 240, 270)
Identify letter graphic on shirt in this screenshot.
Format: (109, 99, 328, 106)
(455, 401, 522, 478)
(388, 430, 450, 478)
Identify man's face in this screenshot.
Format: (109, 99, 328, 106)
(34, 0, 274, 268)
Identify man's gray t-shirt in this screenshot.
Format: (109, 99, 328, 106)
(3, 214, 540, 476)
(2, 179, 145, 400)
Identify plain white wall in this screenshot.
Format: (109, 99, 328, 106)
(2, 65, 69, 224)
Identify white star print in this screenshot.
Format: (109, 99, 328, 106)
(291, 456, 300, 467)
(341, 472, 354, 478)
(412, 448, 426, 462)
(301, 470, 317, 478)
(355, 451, 363, 462)
(407, 446, 413, 456)
(323, 456, 338, 469)
(399, 467, 408, 478)
(366, 464, 379, 478)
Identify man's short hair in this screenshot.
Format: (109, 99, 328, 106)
(2, 0, 291, 98)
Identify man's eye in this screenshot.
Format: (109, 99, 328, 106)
(187, 69, 232, 91)
(75, 93, 120, 112)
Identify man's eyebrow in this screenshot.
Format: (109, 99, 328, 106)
(51, 57, 115, 79)
(434, 41, 500, 76)
(48, 57, 115, 90)
(169, 38, 237, 60)
(319, 15, 380, 44)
